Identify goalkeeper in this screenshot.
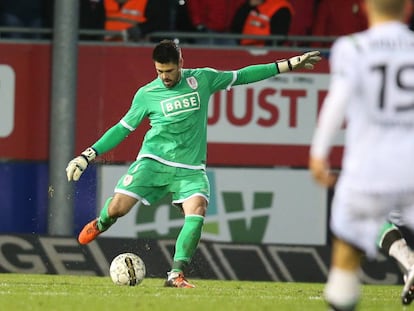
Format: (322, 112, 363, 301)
(66, 39, 321, 288)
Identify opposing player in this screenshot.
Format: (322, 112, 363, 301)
(66, 40, 321, 288)
(309, 0, 414, 309)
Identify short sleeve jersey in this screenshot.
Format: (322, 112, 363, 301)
(120, 68, 236, 169)
(313, 22, 414, 191)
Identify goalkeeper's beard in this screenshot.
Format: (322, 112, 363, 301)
(163, 72, 181, 88)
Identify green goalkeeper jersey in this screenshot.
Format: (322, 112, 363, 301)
(92, 64, 278, 169)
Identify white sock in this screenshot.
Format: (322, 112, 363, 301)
(324, 267, 360, 310)
(389, 239, 414, 273)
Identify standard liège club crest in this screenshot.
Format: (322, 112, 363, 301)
(186, 77, 198, 90)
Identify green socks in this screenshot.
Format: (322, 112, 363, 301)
(97, 197, 117, 232)
(172, 215, 204, 272)
(377, 221, 401, 252)
(96, 200, 204, 273)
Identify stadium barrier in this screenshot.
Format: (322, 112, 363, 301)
(0, 234, 403, 285)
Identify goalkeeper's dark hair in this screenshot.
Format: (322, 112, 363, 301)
(152, 39, 181, 65)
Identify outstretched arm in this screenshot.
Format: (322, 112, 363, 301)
(276, 51, 321, 72)
(91, 122, 131, 155)
(66, 123, 131, 181)
(66, 89, 147, 182)
(234, 51, 321, 85)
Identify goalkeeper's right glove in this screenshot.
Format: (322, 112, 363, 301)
(66, 147, 97, 181)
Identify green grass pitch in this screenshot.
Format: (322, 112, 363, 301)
(0, 273, 406, 311)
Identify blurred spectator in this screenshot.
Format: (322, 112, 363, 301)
(79, 0, 105, 40)
(0, 0, 43, 39)
(170, 0, 196, 43)
(287, 0, 317, 47)
(103, 0, 170, 42)
(231, 0, 293, 46)
(288, 0, 316, 36)
(174, 1, 194, 30)
(311, 0, 367, 47)
(43, 0, 106, 41)
(185, 0, 245, 45)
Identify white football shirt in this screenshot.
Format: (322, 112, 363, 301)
(311, 22, 414, 191)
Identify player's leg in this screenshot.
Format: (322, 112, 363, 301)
(324, 189, 391, 310)
(173, 196, 206, 269)
(78, 159, 151, 245)
(165, 169, 209, 288)
(324, 238, 362, 311)
(378, 220, 414, 305)
(377, 220, 414, 275)
(398, 193, 414, 305)
(165, 196, 206, 288)
(78, 193, 138, 244)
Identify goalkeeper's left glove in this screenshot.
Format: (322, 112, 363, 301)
(276, 51, 321, 73)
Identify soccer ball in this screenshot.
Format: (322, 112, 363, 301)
(109, 252, 146, 286)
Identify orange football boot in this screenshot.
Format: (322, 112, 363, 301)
(78, 219, 102, 244)
(164, 272, 195, 288)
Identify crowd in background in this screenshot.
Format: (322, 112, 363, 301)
(0, 0, 414, 47)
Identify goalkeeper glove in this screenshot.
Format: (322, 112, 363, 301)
(276, 51, 321, 73)
(66, 147, 97, 181)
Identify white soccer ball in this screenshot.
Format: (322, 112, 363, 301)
(109, 252, 146, 286)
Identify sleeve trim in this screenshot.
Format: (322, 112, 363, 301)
(226, 71, 238, 91)
(120, 119, 135, 131)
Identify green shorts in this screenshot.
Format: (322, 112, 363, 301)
(114, 157, 210, 206)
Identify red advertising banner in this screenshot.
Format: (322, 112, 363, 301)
(0, 43, 342, 167)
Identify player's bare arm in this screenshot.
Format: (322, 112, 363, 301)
(309, 156, 338, 188)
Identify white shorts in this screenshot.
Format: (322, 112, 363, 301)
(388, 209, 405, 227)
(330, 185, 414, 259)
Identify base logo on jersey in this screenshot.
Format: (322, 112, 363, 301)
(186, 77, 198, 90)
(160, 92, 201, 117)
